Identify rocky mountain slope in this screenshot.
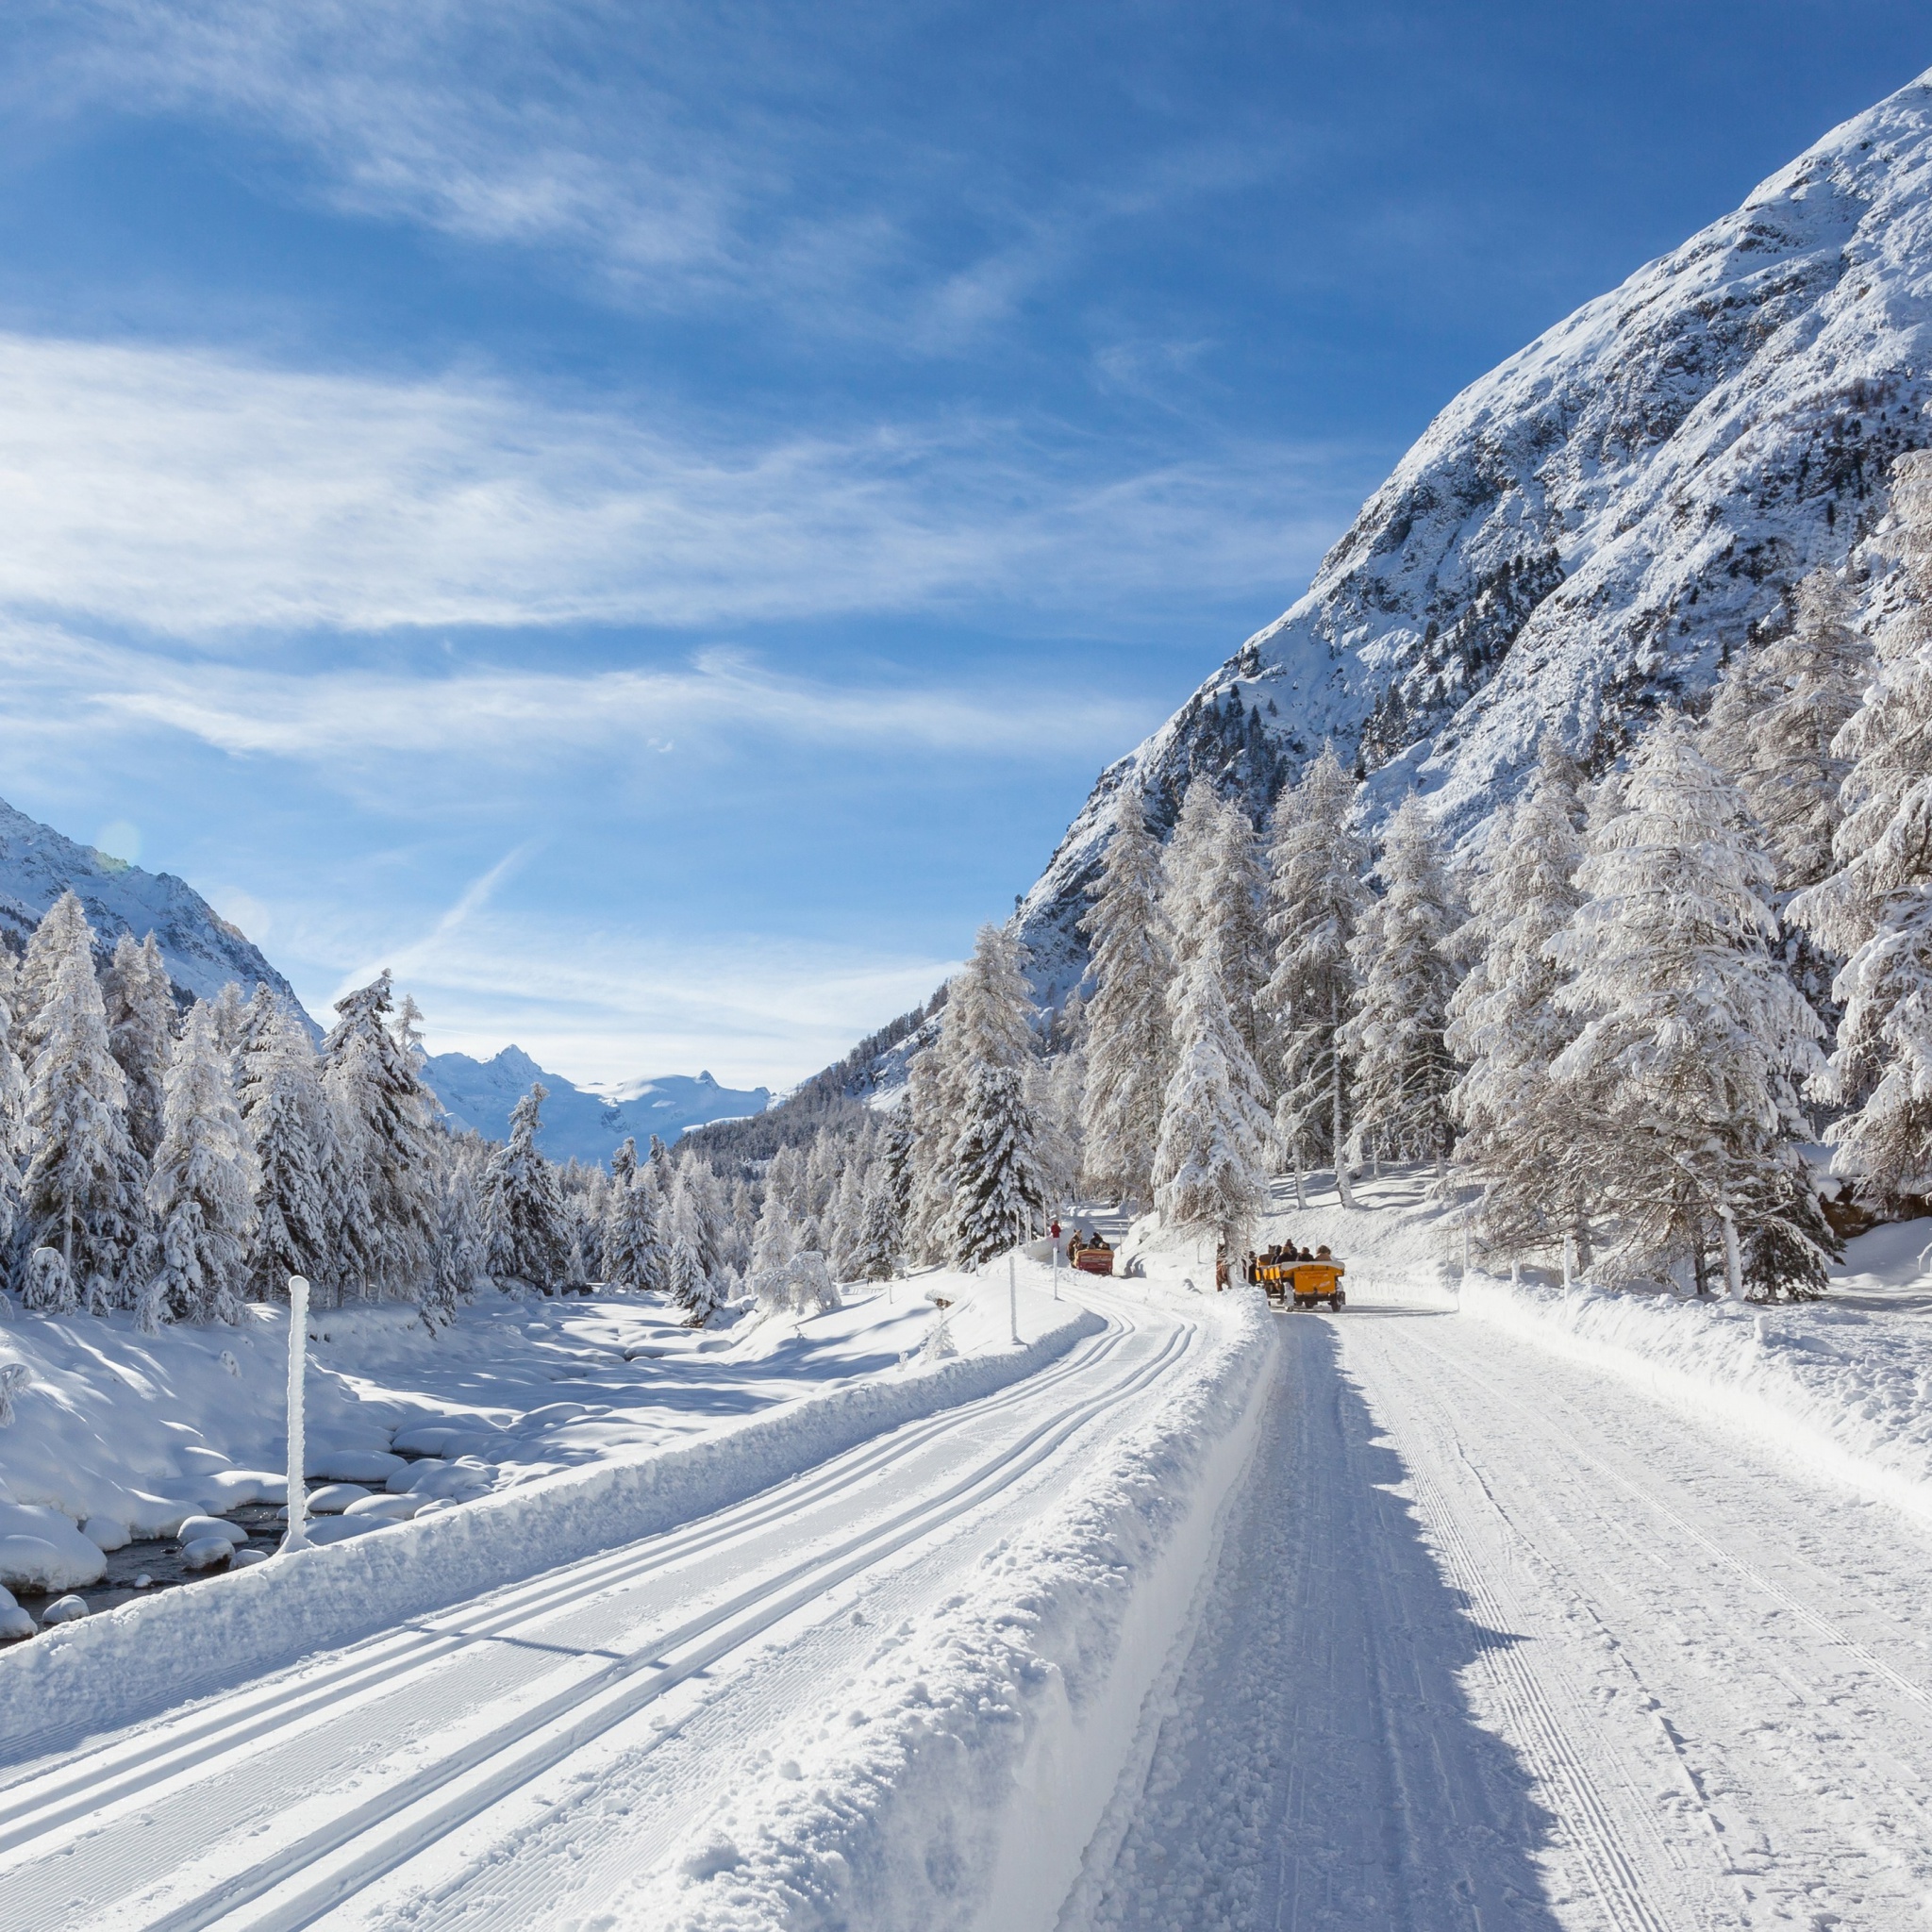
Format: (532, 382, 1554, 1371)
(0, 796, 307, 1016)
(1017, 66, 1932, 996)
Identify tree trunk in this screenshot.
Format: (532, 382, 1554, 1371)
(1330, 987, 1357, 1210)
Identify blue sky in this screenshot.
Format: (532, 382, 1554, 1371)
(3, 2, 1926, 1087)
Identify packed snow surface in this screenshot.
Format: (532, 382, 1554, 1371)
(8, 1182, 1932, 1927)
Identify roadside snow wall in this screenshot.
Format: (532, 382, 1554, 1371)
(1458, 1272, 1932, 1526)
(3, 1303, 1103, 1754)
(633, 1287, 1274, 1932)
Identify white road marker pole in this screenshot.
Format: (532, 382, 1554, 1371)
(282, 1274, 310, 1554)
(1052, 1239, 1059, 1301)
(1008, 1253, 1020, 1345)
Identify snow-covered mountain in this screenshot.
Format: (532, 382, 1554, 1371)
(420, 1046, 768, 1165)
(0, 795, 308, 1016)
(1019, 68, 1932, 995)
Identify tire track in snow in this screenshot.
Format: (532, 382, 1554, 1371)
(1371, 1307, 1932, 1924)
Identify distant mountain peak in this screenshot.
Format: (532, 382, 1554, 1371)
(1017, 68, 1932, 999)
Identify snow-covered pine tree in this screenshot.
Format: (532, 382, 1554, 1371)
(1079, 783, 1174, 1206)
(1704, 567, 1872, 1022)
(240, 997, 334, 1303)
(1787, 458, 1932, 1200)
(667, 1236, 708, 1317)
(949, 1061, 1048, 1267)
(425, 1153, 484, 1329)
(1703, 568, 1871, 899)
(142, 1000, 258, 1330)
(942, 924, 1047, 1268)
(748, 1190, 800, 1314)
(16, 890, 92, 1057)
(22, 908, 148, 1308)
(667, 1158, 727, 1291)
(1341, 796, 1462, 1172)
(1027, 1045, 1084, 1213)
(100, 931, 175, 1164)
(611, 1136, 640, 1189)
(1262, 746, 1370, 1206)
(0, 953, 28, 1280)
(1445, 733, 1591, 1257)
(602, 1166, 667, 1294)
(481, 1084, 571, 1294)
(208, 982, 251, 1065)
(853, 1177, 900, 1280)
(1152, 927, 1270, 1249)
(322, 972, 438, 1298)
(1553, 712, 1834, 1297)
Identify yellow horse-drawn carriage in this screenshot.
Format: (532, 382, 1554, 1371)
(1254, 1249, 1346, 1311)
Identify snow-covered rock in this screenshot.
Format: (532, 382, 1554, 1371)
(0, 1506, 107, 1591)
(175, 1515, 247, 1547)
(179, 1536, 234, 1572)
(80, 1517, 129, 1552)
(39, 1595, 88, 1624)
(304, 1483, 372, 1515)
(0, 795, 310, 1015)
(1019, 68, 1932, 996)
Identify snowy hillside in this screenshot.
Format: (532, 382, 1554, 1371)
(1020, 67, 1932, 995)
(0, 795, 308, 1015)
(420, 1046, 767, 1162)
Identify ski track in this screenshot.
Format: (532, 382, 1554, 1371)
(1068, 1288, 1932, 1932)
(0, 1281, 1194, 1932)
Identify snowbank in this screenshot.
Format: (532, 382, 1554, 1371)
(625, 1287, 1274, 1932)
(1457, 1255, 1932, 1527)
(3, 1286, 1103, 1749)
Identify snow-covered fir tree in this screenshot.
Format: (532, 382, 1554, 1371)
(1789, 457, 1932, 1200)
(1554, 712, 1834, 1296)
(322, 971, 438, 1298)
(941, 924, 1048, 1268)
(100, 931, 175, 1164)
(142, 1000, 257, 1330)
(0, 954, 28, 1278)
(22, 905, 148, 1308)
(1079, 784, 1173, 1206)
(747, 1187, 799, 1306)
(240, 997, 334, 1303)
(1703, 568, 1871, 900)
(949, 1060, 1049, 1267)
(1341, 796, 1461, 1171)
(481, 1083, 571, 1293)
(852, 1177, 899, 1281)
(667, 1159, 728, 1296)
(1152, 927, 1270, 1249)
(1445, 733, 1591, 1257)
(16, 889, 92, 1057)
(425, 1145, 487, 1328)
(603, 1165, 667, 1295)
(1262, 746, 1370, 1206)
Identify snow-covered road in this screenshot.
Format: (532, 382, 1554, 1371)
(1070, 1287, 1932, 1932)
(0, 1281, 1198, 1932)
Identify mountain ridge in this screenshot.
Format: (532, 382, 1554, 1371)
(1015, 67, 1932, 997)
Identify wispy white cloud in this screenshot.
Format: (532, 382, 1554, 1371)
(0, 331, 1347, 640)
(0, 625, 1149, 771)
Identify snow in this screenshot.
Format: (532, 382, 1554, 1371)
(0, 1273, 1104, 1737)
(10, 1171, 1932, 1926)
(0, 1504, 105, 1591)
(422, 1045, 769, 1163)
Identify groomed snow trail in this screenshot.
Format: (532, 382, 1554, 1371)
(0, 1283, 1195, 1932)
(1067, 1287, 1932, 1931)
